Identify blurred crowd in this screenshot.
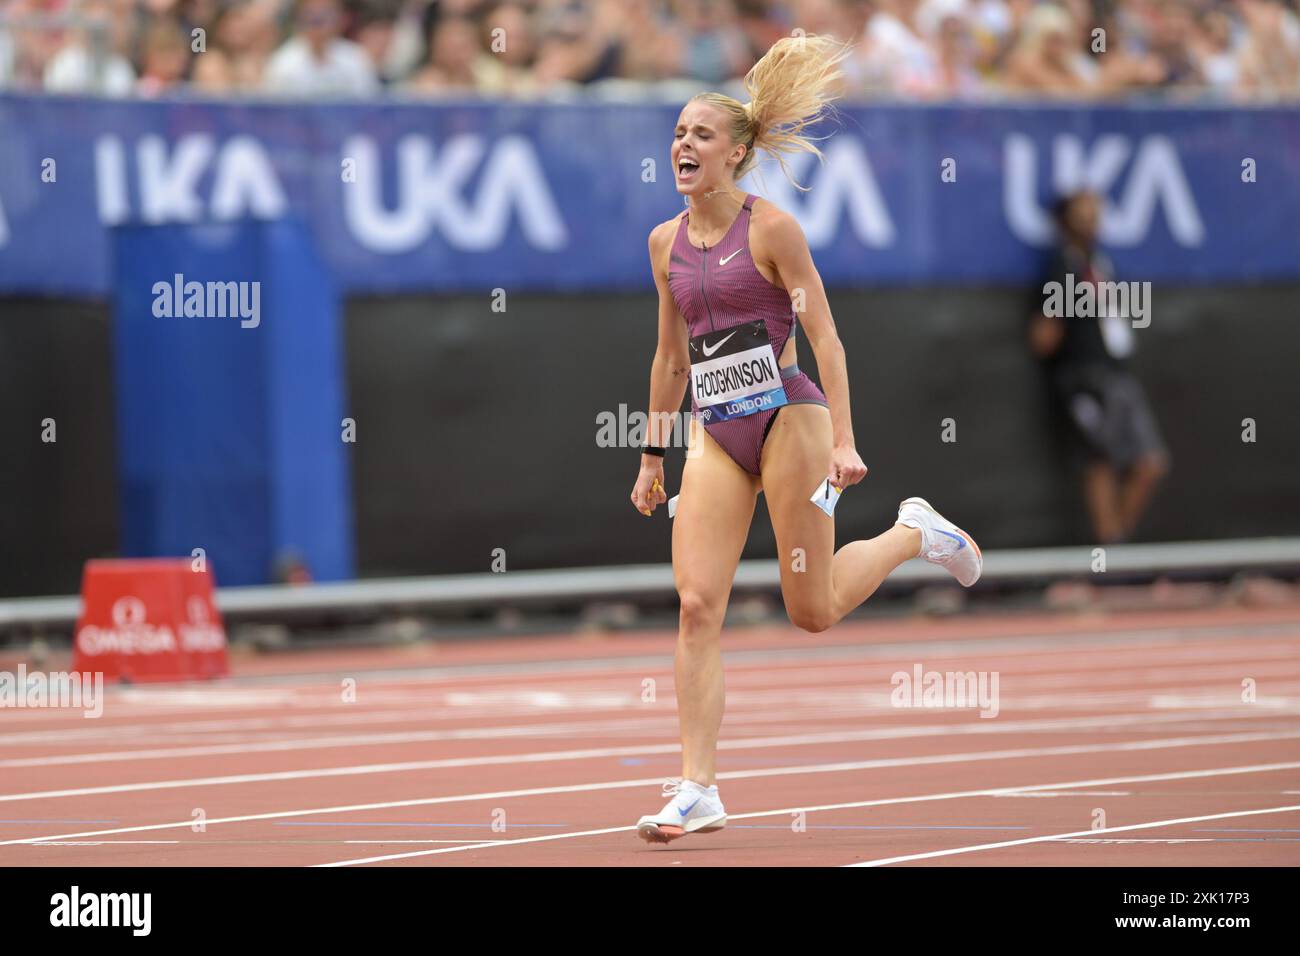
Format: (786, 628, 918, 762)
(1, 0, 1297, 100)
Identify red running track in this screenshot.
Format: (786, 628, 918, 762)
(1, 605, 1298, 867)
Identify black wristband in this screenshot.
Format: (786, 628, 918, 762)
(642, 445, 666, 457)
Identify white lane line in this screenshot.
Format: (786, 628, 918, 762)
(0, 700, 910, 751)
(5, 638, 1294, 740)
(5, 731, 1298, 851)
(342, 840, 510, 845)
(13, 667, 1299, 764)
(2, 709, 1292, 803)
(725, 660, 1300, 700)
(125, 622, 1294, 689)
(25, 839, 507, 846)
(33, 841, 182, 846)
(5, 647, 1294, 738)
(994, 790, 1132, 798)
(8, 639, 1294, 734)
(2, 689, 1287, 756)
(1059, 839, 1214, 844)
(0, 774, 666, 848)
(0, 722, 659, 768)
(845, 804, 1300, 867)
(5, 623, 1294, 729)
(1, 696, 1275, 768)
(315, 760, 1300, 866)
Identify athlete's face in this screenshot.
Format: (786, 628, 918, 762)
(672, 102, 747, 197)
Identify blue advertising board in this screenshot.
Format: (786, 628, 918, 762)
(1, 96, 1296, 295)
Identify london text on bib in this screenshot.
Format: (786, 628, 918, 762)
(690, 320, 789, 423)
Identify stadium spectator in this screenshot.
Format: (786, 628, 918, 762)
(0, 0, 49, 89)
(352, 2, 399, 84)
(2, 0, 1299, 100)
(525, 0, 636, 88)
(402, 10, 528, 95)
(472, 2, 542, 93)
(666, 0, 752, 85)
(262, 0, 377, 96)
(861, 0, 938, 93)
(600, 0, 679, 84)
(782, 0, 869, 88)
(1002, 2, 1093, 95)
(191, 0, 278, 92)
(1144, 0, 1203, 91)
(136, 15, 190, 94)
(485, 2, 537, 67)
(962, 0, 1026, 76)
(1027, 190, 1169, 544)
(1235, 0, 1300, 97)
(1191, 4, 1243, 93)
(736, 0, 796, 61)
(406, 13, 480, 91)
(905, 0, 985, 97)
(42, 0, 138, 94)
(371, 1, 428, 82)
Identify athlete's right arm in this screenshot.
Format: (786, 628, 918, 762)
(630, 220, 689, 517)
(645, 220, 691, 446)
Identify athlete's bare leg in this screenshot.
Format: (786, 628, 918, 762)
(759, 404, 921, 632)
(671, 418, 760, 786)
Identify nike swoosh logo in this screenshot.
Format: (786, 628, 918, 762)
(678, 798, 702, 817)
(719, 249, 742, 266)
(935, 528, 967, 550)
(701, 330, 738, 357)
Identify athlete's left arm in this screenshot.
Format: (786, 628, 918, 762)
(755, 207, 867, 485)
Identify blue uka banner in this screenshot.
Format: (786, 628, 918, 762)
(1, 95, 1297, 296)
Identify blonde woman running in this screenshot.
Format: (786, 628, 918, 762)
(629, 35, 982, 844)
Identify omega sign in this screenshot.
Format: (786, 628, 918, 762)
(77, 594, 225, 656)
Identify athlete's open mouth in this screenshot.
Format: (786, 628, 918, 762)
(678, 157, 700, 181)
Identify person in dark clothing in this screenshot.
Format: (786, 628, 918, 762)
(1028, 189, 1170, 544)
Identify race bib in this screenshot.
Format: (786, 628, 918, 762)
(690, 320, 789, 423)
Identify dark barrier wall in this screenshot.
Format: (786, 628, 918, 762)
(345, 285, 1300, 578)
(3, 285, 1296, 594)
(0, 299, 119, 596)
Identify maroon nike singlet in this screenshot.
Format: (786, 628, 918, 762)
(667, 193, 828, 475)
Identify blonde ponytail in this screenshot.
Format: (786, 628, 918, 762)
(694, 34, 852, 191)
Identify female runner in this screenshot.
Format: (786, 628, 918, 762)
(629, 34, 982, 844)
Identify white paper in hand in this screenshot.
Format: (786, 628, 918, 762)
(668, 495, 679, 519)
(810, 478, 842, 517)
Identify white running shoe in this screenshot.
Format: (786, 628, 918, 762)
(636, 778, 727, 844)
(896, 497, 983, 587)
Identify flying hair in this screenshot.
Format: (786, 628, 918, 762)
(691, 33, 852, 191)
